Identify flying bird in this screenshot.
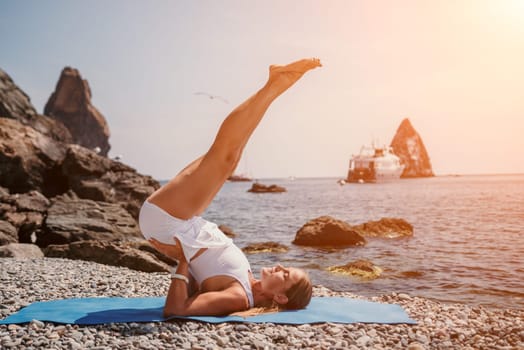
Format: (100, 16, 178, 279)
(194, 92, 229, 104)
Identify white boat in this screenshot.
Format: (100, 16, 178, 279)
(346, 145, 405, 183)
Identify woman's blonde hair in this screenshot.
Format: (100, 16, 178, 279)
(231, 270, 313, 317)
(281, 270, 312, 310)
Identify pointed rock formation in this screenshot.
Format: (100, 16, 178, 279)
(0, 68, 72, 143)
(44, 67, 111, 156)
(390, 118, 434, 178)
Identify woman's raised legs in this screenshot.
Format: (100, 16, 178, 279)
(147, 58, 321, 219)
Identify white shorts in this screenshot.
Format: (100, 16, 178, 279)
(138, 200, 232, 262)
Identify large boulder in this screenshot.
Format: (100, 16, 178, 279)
(44, 67, 111, 156)
(8, 190, 50, 213)
(44, 240, 170, 273)
(390, 118, 434, 178)
(26, 114, 73, 144)
(124, 240, 178, 267)
(0, 118, 68, 195)
(0, 220, 18, 245)
(61, 144, 160, 218)
(293, 216, 366, 247)
(37, 192, 143, 247)
(0, 243, 43, 258)
(352, 218, 413, 239)
(0, 189, 51, 244)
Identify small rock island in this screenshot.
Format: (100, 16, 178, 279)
(247, 182, 286, 193)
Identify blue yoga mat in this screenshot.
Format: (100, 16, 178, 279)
(0, 296, 416, 325)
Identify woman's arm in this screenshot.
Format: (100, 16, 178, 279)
(150, 237, 247, 316)
(163, 259, 248, 317)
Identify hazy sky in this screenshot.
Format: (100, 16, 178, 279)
(2, 0, 523, 180)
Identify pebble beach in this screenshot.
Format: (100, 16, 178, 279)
(1, 258, 522, 350)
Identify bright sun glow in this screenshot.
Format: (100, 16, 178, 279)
(492, 0, 524, 19)
(509, 0, 524, 12)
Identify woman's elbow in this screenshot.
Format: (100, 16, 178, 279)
(163, 305, 187, 318)
(162, 307, 172, 318)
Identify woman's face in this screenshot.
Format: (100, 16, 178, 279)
(260, 264, 304, 297)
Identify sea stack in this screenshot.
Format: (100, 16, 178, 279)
(44, 67, 111, 156)
(390, 118, 434, 178)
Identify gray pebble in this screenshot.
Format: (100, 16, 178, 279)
(234, 324, 251, 332)
(407, 342, 425, 350)
(29, 319, 44, 329)
(356, 335, 371, 346)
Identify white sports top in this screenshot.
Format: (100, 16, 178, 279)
(189, 244, 254, 308)
(138, 200, 254, 308)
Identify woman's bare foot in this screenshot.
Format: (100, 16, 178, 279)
(267, 58, 321, 96)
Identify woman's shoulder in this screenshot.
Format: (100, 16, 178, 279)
(195, 282, 249, 314)
(222, 282, 251, 310)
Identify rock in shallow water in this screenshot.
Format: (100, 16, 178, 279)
(328, 259, 383, 280)
(242, 241, 289, 254)
(352, 217, 413, 239)
(293, 216, 366, 247)
(248, 183, 286, 193)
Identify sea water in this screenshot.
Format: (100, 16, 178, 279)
(186, 174, 523, 309)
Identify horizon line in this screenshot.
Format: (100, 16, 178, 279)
(155, 172, 524, 183)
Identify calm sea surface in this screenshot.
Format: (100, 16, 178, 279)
(188, 174, 523, 310)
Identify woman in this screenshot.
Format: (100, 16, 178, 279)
(139, 58, 322, 317)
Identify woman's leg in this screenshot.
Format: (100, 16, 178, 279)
(148, 58, 321, 219)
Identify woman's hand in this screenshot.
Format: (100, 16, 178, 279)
(148, 237, 186, 263)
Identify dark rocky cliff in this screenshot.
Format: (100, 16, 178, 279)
(1, 66, 163, 271)
(0, 69, 72, 143)
(0, 69, 38, 123)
